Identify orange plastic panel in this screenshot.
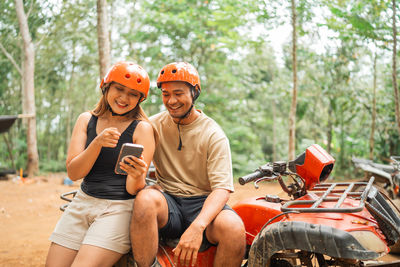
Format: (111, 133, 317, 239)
(233, 197, 282, 245)
(157, 245, 216, 267)
(296, 144, 335, 190)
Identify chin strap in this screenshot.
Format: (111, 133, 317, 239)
(165, 86, 198, 151)
(176, 103, 195, 151)
(108, 106, 131, 116)
(177, 122, 183, 151)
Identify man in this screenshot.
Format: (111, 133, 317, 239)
(130, 62, 246, 267)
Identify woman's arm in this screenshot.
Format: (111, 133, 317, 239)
(123, 120, 155, 195)
(66, 112, 121, 181)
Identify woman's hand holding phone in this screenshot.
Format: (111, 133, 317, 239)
(119, 155, 148, 178)
(121, 145, 148, 195)
(115, 143, 146, 177)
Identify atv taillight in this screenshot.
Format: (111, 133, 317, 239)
(290, 144, 335, 190)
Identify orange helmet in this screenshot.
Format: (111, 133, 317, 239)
(157, 62, 201, 94)
(100, 61, 150, 99)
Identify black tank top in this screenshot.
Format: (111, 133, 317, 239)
(80, 115, 139, 200)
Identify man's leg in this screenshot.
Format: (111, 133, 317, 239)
(206, 209, 246, 267)
(130, 189, 169, 267)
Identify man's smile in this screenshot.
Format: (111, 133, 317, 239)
(167, 105, 183, 110)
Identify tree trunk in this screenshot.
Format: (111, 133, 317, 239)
(392, 0, 400, 136)
(339, 109, 345, 169)
(66, 41, 77, 149)
(369, 52, 377, 159)
(15, 0, 39, 177)
(327, 100, 333, 155)
(288, 0, 298, 160)
(97, 0, 111, 79)
(272, 99, 277, 162)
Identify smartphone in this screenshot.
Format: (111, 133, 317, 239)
(115, 143, 144, 175)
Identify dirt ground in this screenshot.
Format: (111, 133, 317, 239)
(0, 173, 399, 266)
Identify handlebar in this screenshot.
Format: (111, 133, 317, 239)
(238, 162, 303, 197)
(239, 163, 282, 185)
(239, 170, 264, 185)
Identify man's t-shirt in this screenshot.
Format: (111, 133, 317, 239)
(150, 111, 234, 197)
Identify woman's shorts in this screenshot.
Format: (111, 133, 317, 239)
(49, 188, 134, 254)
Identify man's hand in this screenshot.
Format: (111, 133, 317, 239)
(172, 223, 205, 266)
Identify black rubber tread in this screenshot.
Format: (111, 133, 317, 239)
(247, 221, 379, 267)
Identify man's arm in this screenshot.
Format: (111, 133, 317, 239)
(173, 123, 234, 266)
(173, 188, 230, 266)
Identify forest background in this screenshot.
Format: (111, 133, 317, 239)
(1, 0, 400, 180)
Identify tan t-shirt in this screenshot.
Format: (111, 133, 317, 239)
(150, 111, 234, 197)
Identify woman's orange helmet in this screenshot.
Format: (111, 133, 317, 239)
(100, 61, 150, 100)
(157, 62, 201, 96)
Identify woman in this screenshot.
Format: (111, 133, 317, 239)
(46, 61, 155, 267)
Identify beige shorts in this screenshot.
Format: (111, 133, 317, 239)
(49, 188, 134, 254)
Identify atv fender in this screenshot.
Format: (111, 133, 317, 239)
(248, 221, 380, 267)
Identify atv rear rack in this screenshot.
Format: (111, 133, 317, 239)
(281, 177, 375, 213)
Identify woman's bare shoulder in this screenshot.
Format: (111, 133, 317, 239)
(133, 120, 155, 144)
(75, 111, 92, 128)
(136, 120, 154, 133)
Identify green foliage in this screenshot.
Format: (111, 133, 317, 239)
(325, 0, 392, 43)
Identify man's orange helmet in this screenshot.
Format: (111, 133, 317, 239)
(100, 61, 150, 100)
(157, 62, 201, 99)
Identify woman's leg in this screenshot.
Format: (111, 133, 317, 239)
(45, 242, 78, 267)
(71, 244, 123, 267)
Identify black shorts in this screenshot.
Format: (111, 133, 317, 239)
(159, 192, 233, 248)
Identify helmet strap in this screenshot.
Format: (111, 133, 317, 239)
(172, 85, 198, 151)
(108, 106, 132, 116)
(177, 122, 183, 151)
(176, 103, 194, 151)
(101, 83, 111, 95)
(191, 86, 200, 101)
(178, 86, 197, 120)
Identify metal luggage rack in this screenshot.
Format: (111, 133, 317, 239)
(59, 178, 156, 211)
(281, 177, 375, 213)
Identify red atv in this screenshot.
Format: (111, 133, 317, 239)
(234, 144, 400, 266)
(61, 144, 400, 266)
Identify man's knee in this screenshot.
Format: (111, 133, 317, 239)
(222, 211, 246, 241)
(135, 188, 165, 208)
(132, 189, 168, 228)
(207, 210, 246, 245)
(132, 192, 157, 219)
